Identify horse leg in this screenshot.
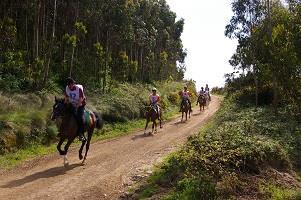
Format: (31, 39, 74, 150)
(144, 118, 150, 135)
(79, 135, 87, 160)
(62, 137, 75, 167)
(57, 137, 66, 155)
(159, 112, 162, 129)
(154, 120, 157, 134)
(82, 130, 93, 164)
(181, 112, 184, 122)
(151, 121, 154, 134)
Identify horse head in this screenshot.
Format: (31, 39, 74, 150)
(51, 97, 66, 120)
(198, 94, 205, 102)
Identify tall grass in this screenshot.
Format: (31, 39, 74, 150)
(0, 81, 195, 168)
(134, 93, 301, 199)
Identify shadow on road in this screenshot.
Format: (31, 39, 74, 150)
(173, 120, 188, 125)
(131, 132, 155, 141)
(1, 163, 82, 188)
(192, 112, 202, 116)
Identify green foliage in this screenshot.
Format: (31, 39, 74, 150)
(0, 0, 186, 92)
(74, 21, 87, 35)
(91, 81, 189, 122)
(166, 178, 217, 200)
(259, 182, 301, 200)
(211, 87, 225, 95)
(0, 81, 191, 156)
(136, 92, 301, 199)
(226, 0, 301, 110)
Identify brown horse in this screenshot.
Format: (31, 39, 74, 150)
(144, 104, 162, 135)
(51, 97, 103, 166)
(196, 94, 206, 111)
(181, 99, 191, 121)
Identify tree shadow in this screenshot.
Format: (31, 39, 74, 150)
(1, 163, 82, 188)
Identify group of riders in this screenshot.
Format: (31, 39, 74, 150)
(63, 77, 211, 141)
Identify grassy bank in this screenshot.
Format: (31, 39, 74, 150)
(133, 94, 301, 200)
(0, 81, 197, 169)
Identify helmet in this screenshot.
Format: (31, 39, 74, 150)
(152, 87, 157, 91)
(66, 77, 75, 85)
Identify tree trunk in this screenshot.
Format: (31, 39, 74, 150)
(140, 47, 144, 81)
(25, 3, 30, 64)
(272, 75, 278, 114)
(103, 30, 109, 93)
(36, 1, 41, 59)
(69, 45, 75, 77)
(42, 0, 57, 87)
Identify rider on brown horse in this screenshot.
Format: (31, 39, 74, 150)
(179, 86, 193, 112)
(149, 87, 161, 120)
(199, 86, 205, 96)
(205, 84, 211, 101)
(64, 77, 86, 142)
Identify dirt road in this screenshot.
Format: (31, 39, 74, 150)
(0, 96, 221, 200)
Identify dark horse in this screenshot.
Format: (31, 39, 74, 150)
(196, 94, 206, 111)
(51, 97, 103, 166)
(181, 98, 191, 121)
(144, 104, 162, 135)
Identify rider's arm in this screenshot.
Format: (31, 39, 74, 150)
(77, 88, 84, 107)
(64, 90, 69, 103)
(157, 95, 160, 104)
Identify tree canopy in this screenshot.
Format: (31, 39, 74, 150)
(226, 0, 301, 111)
(0, 0, 186, 92)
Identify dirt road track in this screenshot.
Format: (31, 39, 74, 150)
(0, 96, 221, 200)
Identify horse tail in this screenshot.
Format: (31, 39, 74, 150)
(93, 112, 104, 129)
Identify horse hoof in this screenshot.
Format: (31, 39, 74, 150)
(160, 126, 163, 129)
(64, 162, 69, 167)
(79, 154, 83, 160)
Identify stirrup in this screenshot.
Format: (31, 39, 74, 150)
(78, 135, 86, 142)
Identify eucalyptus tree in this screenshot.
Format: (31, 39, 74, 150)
(226, 0, 265, 107)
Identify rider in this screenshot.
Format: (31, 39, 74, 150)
(64, 77, 86, 141)
(149, 87, 161, 120)
(205, 84, 211, 101)
(179, 86, 193, 112)
(199, 87, 205, 96)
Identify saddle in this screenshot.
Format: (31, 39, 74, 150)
(83, 110, 95, 129)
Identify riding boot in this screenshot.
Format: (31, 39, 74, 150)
(188, 100, 193, 112)
(77, 106, 86, 142)
(156, 108, 161, 120)
(78, 131, 85, 142)
(179, 101, 183, 112)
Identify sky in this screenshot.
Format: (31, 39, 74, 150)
(166, 0, 238, 90)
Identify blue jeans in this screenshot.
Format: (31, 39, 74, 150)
(71, 105, 85, 136)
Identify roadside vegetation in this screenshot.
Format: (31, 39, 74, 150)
(0, 80, 197, 169)
(130, 1, 301, 199)
(133, 93, 301, 200)
(0, 0, 191, 169)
